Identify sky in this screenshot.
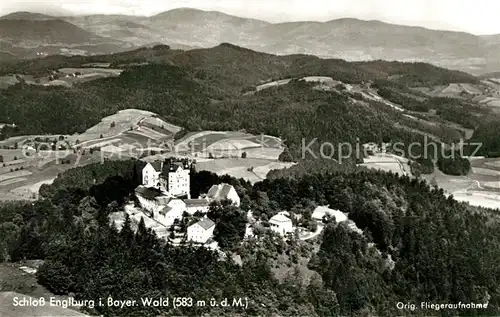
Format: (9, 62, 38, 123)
(1, 0, 499, 35)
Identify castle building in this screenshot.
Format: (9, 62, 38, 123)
(142, 158, 192, 198)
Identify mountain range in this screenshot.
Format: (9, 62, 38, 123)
(1, 8, 500, 74)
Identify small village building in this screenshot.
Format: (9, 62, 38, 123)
(206, 183, 240, 206)
(269, 212, 293, 236)
(153, 198, 187, 227)
(184, 198, 210, 215)
(312, 206, 348, 223)
(187, 218, 216, 244)
(142, 161, 162, 188)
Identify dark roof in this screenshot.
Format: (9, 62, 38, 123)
(194, 218, 215, 230)
(155, 196, 171, 205)
(208, 183, 234, 200)
(159, 206, 172, 215)
(185, 198, 209, 207)
(150, 161, 162, 172)
(219, 184, 232, 198)
(135, 186, 162, 200)
(161, 161, 188, 177)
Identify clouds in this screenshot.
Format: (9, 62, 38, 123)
(1, 0, 499, 34)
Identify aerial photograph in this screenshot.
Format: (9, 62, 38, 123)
(0, 0, 500, 316)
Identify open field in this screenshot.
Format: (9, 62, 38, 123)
(482, 181, 500, 189)
(473, 167, 500, 176)
(0, 109, 180, 201)
(175, 131, 283, 158)
(10, 178, 56, 198)
(72, 108, 179, 145)
(255, 76, 339, 93)
(0, 151, 103, 201)
(420, 157, 500, 210)
(0, 68, 123, 89)
(361, 153, 410, 176)
(195, 158, 295, 183)
(453, 191, 500, 209)
(0, 111, 287, 200)
(0, 170, 32, 182)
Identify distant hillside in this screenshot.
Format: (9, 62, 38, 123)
(0, 19, 109, 44)
(0, 51, 16, 61)
(59, 9, 500, 74)
(0, 43, 478, 87)
(0, 17, 135, 58)
(0, 11, 55, 20)
(2, 9, 500, 73)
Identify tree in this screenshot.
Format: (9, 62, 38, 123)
(120, 213, 135, 246)
(241, 151, 247, 158)
(0, 155, 3, 163)
(209, 201, 247, 250)
(110, 121, 116, 128)
(430, 176, 438, 187)
(37, 261, 74, 294)
(279, 148, 293, 162)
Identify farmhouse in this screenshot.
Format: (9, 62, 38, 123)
(312, 206, 348, 223)
(184, 198, 210, 215)
(187, 218, 216, 244)
(142, 158, 192, 198)
(206, 183, 240, 206)
(269, 212, 294, 236)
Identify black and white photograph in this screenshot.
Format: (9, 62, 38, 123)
(0, 0, 500, 316)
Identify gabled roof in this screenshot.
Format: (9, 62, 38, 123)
(155, 196, 172, 205)
(160, 162, 186, 177)
(207, 183, 234, 200)
(192, 218, 215, 230)
(150, 161, 162, 172)
(167, 198, 186, 207)
(135, 186, 162, 200)
(185, 198, 210, 208)
(159, 206, 172, 215)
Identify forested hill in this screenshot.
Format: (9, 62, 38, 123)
(0, 45, 483, 155)
(1, 159, 499, 315)
(0, 43, 479, 88)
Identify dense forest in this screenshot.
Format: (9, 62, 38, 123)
(1, 159, 499, 316)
